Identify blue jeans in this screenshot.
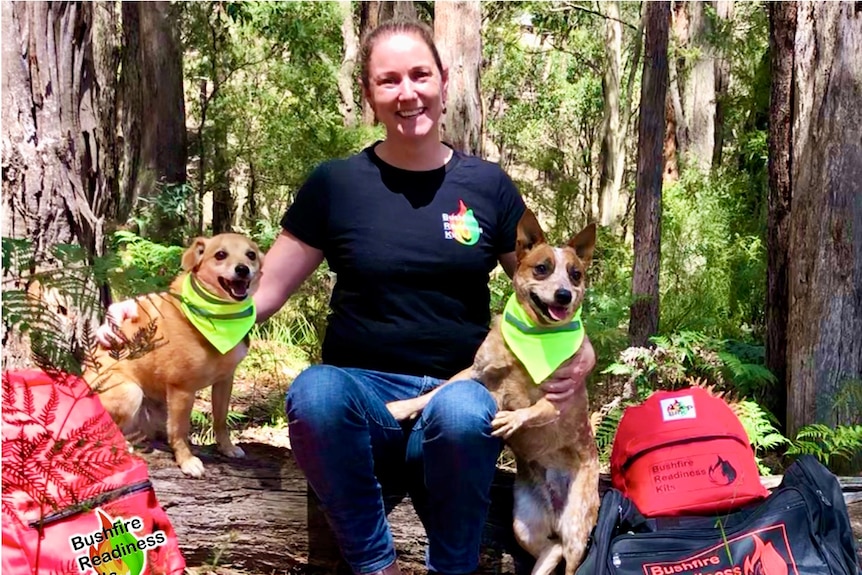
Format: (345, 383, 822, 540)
(286, 366, 502, 575)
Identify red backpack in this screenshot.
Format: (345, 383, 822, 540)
(610, 387, 769, 517)
(2, 369, 186, 575)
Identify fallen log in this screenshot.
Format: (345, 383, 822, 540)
(141, 442, 862, 575)
(140, 442, 533, 575)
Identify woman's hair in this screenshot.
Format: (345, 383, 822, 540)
(359, 19, 444, 90)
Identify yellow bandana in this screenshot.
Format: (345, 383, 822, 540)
(500, 293, 585, 385)
(173, 274, 256, 354)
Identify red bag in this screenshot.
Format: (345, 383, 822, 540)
(610, 387, 769, 517)
(2, 369, 186, 575)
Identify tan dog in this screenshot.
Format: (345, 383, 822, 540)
(84, 233, 262, 478)
(388, 211, 599, 575)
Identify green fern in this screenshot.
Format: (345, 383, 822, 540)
(731, 400, 788, 474)
(593, 404, 629, 465)
(786, 424, 862, 466)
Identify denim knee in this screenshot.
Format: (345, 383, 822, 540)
(285, 364, 354, 428)
(421, 379, 497, 441)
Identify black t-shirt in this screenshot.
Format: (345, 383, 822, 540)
(281, 143, 525, 378)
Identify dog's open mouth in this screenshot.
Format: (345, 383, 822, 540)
(530, 293, 571, 323)
(218, 277, 251, 301)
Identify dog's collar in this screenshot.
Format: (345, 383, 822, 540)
(501, 293, 585, 385)
(171, 274, 256, 354)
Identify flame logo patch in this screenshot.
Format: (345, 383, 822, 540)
(442, 200, 482, 246)
(708, 455, 738, 486)
(744, 535, 789, 575)
(643, 525, 798, 575)
(68, 508, 168, 575)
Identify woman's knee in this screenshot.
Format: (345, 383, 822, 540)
(286, 364, 356, 425)
(423, 379, 497, 439)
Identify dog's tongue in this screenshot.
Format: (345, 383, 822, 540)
(230, 280, 249, 297)
(548, 305, 568, 321)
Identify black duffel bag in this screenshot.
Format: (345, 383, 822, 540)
(576, 455, 861, 575)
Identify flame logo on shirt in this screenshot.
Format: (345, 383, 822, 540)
(743, 534, 788, 575)
(89, 509, 145, 575)
(442, 200, 482, 246)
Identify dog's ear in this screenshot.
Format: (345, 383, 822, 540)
(516, 209, 545, 262)
(568, 223, 596, 267)
(181, 237, 209, 271)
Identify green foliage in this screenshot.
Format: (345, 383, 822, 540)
(593, 402, 632, 466)
(2, 238, 108, 375)
(189, 408, 247, 446)
(732, 399, 789, 474)
(131, 182, 197, 245)
(786, 424, 862, 467)
(602, 331, 775, 400)
(660, 169, 767, 341)
(109, 231, 184, 298)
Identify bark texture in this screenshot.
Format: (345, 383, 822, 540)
(337, 1, 359, 127)
(434, 1, 483, 156)
(785, 2, 862, 437)
(712, 1, 734, 168)
(1, 2, 120, 369)
(120, 1, 187, 230)
(598, 1, 626, 229)
(680, 0, 715, 171)
(629, 1, 670, 348)
(766, 1, 796, 432)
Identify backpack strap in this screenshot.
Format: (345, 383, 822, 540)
(783, 455, 862, 574)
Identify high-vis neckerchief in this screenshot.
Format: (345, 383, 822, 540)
(173, 274, 256, 354)
(501, 293, 585, 384)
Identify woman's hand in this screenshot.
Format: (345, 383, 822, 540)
(94, 299, 140, 347)
(539, 335, 596, 413)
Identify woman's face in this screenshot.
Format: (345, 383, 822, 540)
(365, 32, 448, 143)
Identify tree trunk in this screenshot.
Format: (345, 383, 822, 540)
(680, 0, 715, 172)
(785, 2, 862, 439)
(434, 1, 483, 156)
(121, 2, 188, 241)
(629, 1, 670, 348)
(598, 0, 625, 229)
(712, 1, 734, 168)
(360, 1, 380, 125)
(766, 1, 796, 433)
(1, 2, 120, 371)
(378, 1, 416, 22)
(337, 1, 359, 128)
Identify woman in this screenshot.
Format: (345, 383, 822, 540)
(99, 19, 595, 575)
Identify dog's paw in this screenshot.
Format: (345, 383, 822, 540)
(218, 443, 245, 458)
(491, 410, 526, 439)
(180, 456, 206, 478)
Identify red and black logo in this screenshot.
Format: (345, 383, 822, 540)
(643, 525, 798, 575)
(708, 456, 738, 486)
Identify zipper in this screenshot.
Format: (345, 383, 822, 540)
(610, 488, 806, 546)
(621, 434, 750, 472)
(28, 479, 153, 529)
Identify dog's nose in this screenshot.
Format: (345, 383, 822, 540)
(554, 289, 572, 305)
(235, 264, 250, 278)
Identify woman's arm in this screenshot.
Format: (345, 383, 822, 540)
(255, 230, 324, 322)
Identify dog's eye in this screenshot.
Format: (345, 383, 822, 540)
(215, 250, 228, 261)
(570, 268, 582, 282)
(534, 263, 549, 276)
(246, 251, 257, 261)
